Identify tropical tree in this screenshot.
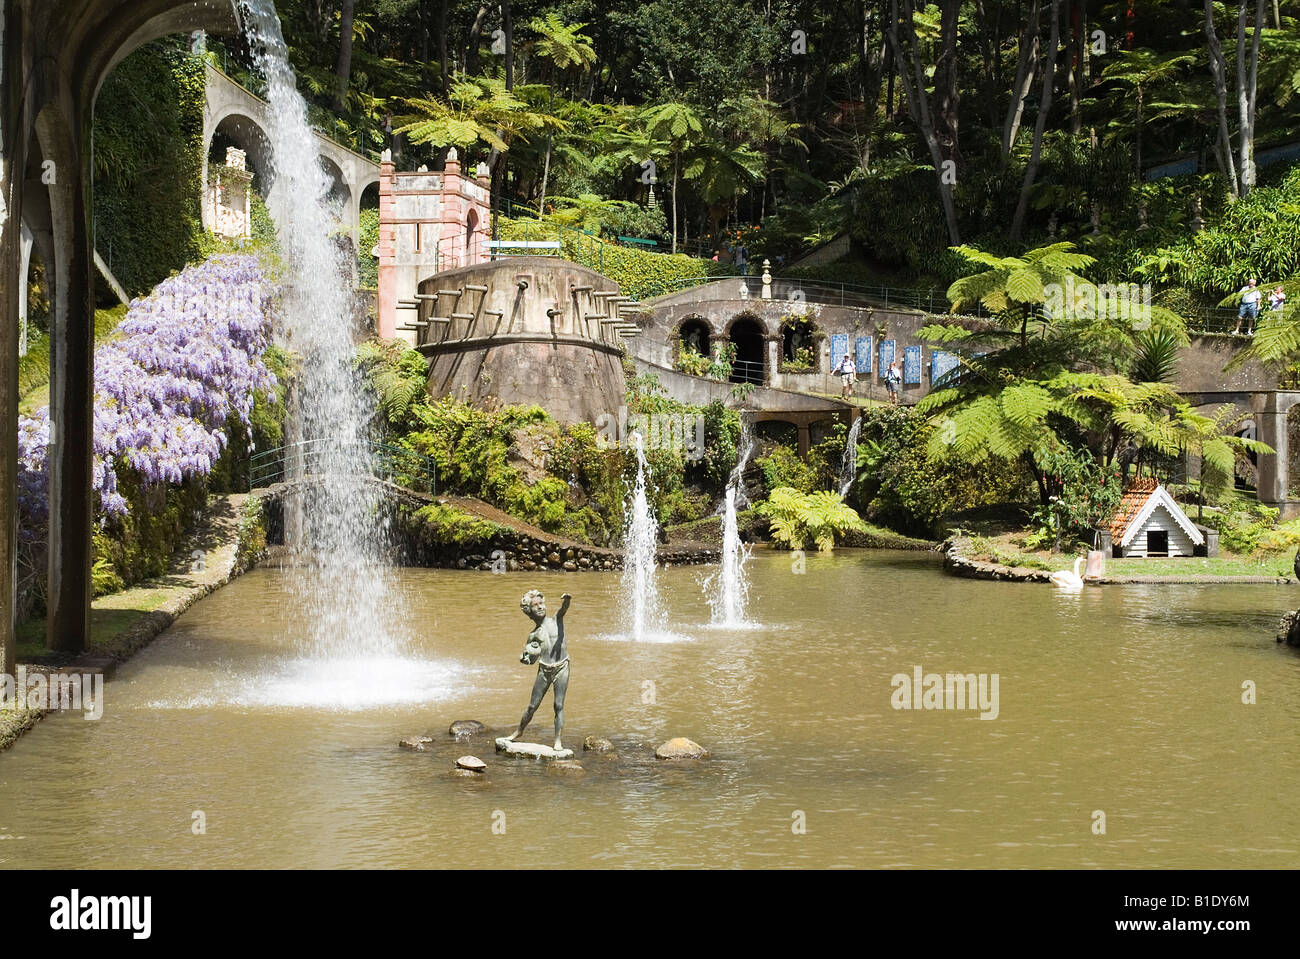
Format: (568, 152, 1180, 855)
(640, 101, 705, 252)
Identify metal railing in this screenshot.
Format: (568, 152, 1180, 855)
(248, 438, 437, 494)
(729, 358, 765, 385)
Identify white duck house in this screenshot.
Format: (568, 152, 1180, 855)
(1107, 478, 1204, 558)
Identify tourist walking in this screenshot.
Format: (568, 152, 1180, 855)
(836, 353, 856, 398)
(734, 242, 749, 276)
(885, 357, 902, 404)
(1235, 278, 1262, 335)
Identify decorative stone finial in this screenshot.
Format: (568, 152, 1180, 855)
(447, 146, 459, 163)
(381, 148, 393, 163)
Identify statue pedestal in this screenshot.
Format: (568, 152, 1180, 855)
(495, 738, 574, 759)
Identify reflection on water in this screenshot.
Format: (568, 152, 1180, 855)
(1, 551, 1298, 869)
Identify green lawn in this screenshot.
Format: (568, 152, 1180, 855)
(1102, 554, 1293, 578)
(16, 585, 176, 662)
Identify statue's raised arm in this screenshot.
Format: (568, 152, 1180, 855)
(557, 593, 572, 621)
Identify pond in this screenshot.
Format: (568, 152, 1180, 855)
(1, 550, 1297, 869)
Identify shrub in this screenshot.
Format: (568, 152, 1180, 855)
(755, 487, 868, 551)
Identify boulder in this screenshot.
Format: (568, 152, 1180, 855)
(1277, 609, 1300, 647)
(456, 755, 487, 772)
(399, 735, 433, 751)
(583, 736, 614, 753)
(655, 737, 709, 760)
(448, 719, 486, 738)
(547, 760, 584, 776)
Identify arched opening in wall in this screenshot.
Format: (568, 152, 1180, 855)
(809, 418, 839, 447)
(781, 316, 818, 372)
(358, 180, 381, 289)
(209, 114, 274, 196)
(679, 318, 711, 359)
(755, 420, 798, 447)
(466, 210, 479, 263)
(728, 316, 764, 384)
(1235, 417, 1259, 491)
(318, 156, 351, 221)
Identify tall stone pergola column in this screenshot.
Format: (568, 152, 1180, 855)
(1, 0, 241, 670)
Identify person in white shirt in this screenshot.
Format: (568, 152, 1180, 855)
(836, 353, 856, 397)
(1235, 278, 1262, 335)
(1269, 285, 1287, 315)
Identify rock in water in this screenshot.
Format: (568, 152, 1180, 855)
(456, 755, 487, 772)
(547, 760, 585, 776)
(448, 720, 486, 738)
(655, 737, 708, 760)
(495, 737, 575, 760)
(399, 736, 433, 751)
(1277, 609, 1300, 647)
(583, 736, 614, 753)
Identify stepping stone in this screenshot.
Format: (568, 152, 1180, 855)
(456, 755, 487, 772)
(583, 736, 614, 753)
(399, 736, 433, 751)
(655, 737, 709, 760)
(494, 737, 574, 760)
(448, 719, 486, 738)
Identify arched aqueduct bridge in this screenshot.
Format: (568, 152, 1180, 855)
(1, 0, 252, 672)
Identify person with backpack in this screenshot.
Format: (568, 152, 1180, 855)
(884, 358, 902, 404)
(836, 352, 857, 398)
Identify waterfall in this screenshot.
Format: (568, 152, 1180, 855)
(838, 417, 862, 498)
(707, 417, 755, 626)
(621, 431, 664, 641)
(240, 1, 406, 666)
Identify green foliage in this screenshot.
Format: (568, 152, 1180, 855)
(853, 406, 1028, 536)
(1203, 499, 1281, 555)
(93, 41, 207, 297)
(357, 207, 380, 288)
(755, 487, 867, 552)
(235, 496, 268, 569)
(408, 503, 509, 546)
(91, 476, 208, 599)
(756, 444, 817, 494)
(1025, 443, 1125, 552)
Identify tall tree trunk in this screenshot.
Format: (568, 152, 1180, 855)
(1069, 0, 1083, 134)
(1204, 0, 1239, 196)
(1001, 0, 1041, 167)
(437, 0, 449, 90)
(1010, 0, 1062, 242)
(333, 0, 356, 112)
(466, 3, 490, 77)
(887, 0, 962, 244)
(1238, 0, 1265, 196)
(538, 137, 552, 215)
(502, 0, 514, 90)
(934, 0, 962, 165)
(671, 157, 680, 254)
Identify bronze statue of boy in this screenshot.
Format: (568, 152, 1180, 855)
(501, 590, 570, 752)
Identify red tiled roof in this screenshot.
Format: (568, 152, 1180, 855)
(1109, 476, 1159, 539)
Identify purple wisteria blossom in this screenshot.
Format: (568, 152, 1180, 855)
(16, 255, 278, 532)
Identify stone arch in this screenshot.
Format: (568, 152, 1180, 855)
(208, 111, 275, 195)
(675, 315, 713, 359)
(780, 312, 821, 368)
(727, 313, 766, 385)
(317, 154, 352, 222)
(359, 177, 381, 211)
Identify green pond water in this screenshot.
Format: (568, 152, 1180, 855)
(1, 550, 1297, 869)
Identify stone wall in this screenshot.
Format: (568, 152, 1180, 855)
(416, 257, 628, 425)
(398, 524, 719, 572)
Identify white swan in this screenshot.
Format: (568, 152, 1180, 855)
(1050, 556, 1085, 590)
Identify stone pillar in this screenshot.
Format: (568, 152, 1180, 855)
(18, 220, 32, 355)
(1, 9, 23, 678)
(376, 149, 397, 340)
(45, 112, 95, 655)
(1256, 403, 1290, 507)
(797, 423, 811, 458)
